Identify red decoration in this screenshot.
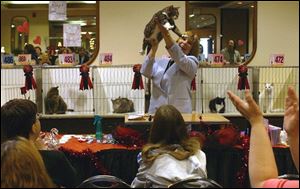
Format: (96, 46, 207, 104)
(33, 36, 41, 45)
(112, 126, 146, 147)
(235, 135, 250, 187)
(79, 65, 93, 90)
(17, 21, 29, 34)
(238, 65, 250, 90)
(132, 64, 144, 90)
(59, 147, 110, 175)
(23, 65, 37, 91)
(212, 126, 240, 147)
(191, 76, 196, 91)
(20, 86, 27, 95)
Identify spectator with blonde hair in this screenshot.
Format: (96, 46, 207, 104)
(1, 137, 55, 188)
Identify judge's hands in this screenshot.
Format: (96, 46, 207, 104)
(227, 90, 264, 126)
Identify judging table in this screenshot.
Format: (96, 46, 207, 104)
(125, 113, 230, 125)
(58, 135, 297, 188)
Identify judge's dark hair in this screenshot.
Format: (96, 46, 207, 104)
(1, 99, 37, 142)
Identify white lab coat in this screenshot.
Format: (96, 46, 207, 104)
(141, 44, 199, 114)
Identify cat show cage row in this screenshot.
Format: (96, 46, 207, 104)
(1, 66, 299, 115)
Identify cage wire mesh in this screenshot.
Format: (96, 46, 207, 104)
(195, 67, 253, 114)
(93, 65, 145, 115)
(1, 68, 36, 106)
(42, 67, 94, 114)
(257, 67, 299, 113)
(1, 66, 299, 115)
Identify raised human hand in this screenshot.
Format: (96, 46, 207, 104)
(227, 90, 263, 125)
(283, 86, 299, 136)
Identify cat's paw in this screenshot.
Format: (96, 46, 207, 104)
(139, 50, 145, 55)
(166, 25, 174, 30)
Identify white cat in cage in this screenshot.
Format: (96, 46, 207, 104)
(259, 83, 283, 113)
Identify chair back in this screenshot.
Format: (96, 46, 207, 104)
(168, 177, 222, 188)
(77, 175, 131, 188)
(278, 174, 299, 180)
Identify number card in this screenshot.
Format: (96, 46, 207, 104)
(59, 54, 74, 65)
(100, 53, 113, 64)
(17, 54, 31, 65)
(270, 54, 284, 66)
(208, 54, 224, 65)
(1, 54, 14, 65)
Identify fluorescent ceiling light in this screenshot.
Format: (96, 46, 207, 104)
(4, 1, 96, 4)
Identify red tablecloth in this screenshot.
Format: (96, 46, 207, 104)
(59, 136, 139, 154)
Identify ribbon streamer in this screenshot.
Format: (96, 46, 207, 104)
(237, 65, 250, 90)
(80, 65, 93, 90)
(132, 64, 144, 90)
(23, 65, 37, 91)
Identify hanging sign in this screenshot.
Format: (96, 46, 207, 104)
(63, 24, 81, 47)
(49, 1, 67, 21)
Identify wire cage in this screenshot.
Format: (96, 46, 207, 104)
(195, 67, 253, 114)
(1, 66, 299, 116)
(256, 67, 299, 113)
(93, 65, 145, 115)
(42, 67, 94, 114)
(1, 67, 37, 106)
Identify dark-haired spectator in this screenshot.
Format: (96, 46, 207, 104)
(1, 99, 80, 187)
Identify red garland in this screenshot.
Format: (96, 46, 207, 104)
(191, 76, 196, 91)
(80, 65, 93, 90)
(235, 135, 250, 187)
(132, 64, 144, 90)
(237, 65, 250, 90)
(59, 147, 110, 175)
(112, 126, 146, 147)
(23, 65, 37, 91)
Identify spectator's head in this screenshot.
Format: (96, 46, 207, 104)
(177, 31, 199, 57)
(1, 99, 40, 143)
(34, 46, 42, 56)
(79, 48, 86, 56)
(150, 105, 188, 144)
(142, 105, 200, 163)
(1, 137, 54, 188)
(24, 44, 35, 55)
(227, 40, 236, 51)
(199, 44, 204, 54)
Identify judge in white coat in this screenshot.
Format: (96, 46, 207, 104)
(141, 20, 199, 114)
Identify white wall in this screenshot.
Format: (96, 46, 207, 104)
(251, 1, 299, 66)
(97, 1, 299, 67)
(99, 1, 185, 65)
